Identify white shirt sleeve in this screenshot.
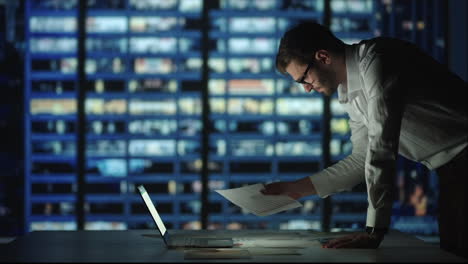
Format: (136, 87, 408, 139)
(361, 49, 405, 229)
(310, 117, 368, 198)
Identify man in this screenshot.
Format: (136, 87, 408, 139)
(261, 21, 468, 258)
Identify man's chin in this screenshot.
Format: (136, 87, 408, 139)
(324, 86, 338, 96)
(323, 90, 332, 96)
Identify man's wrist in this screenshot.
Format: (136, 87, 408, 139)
(291, 178, 312, 198)
(366, 226, 388, 238)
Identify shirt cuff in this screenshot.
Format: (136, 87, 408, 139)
(366, 204, 392, 228)
(309, 172, 334, 198)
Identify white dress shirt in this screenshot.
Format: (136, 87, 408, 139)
(310, 37, 468, 229)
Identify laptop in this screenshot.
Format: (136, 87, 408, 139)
(137, 185, 234, 248)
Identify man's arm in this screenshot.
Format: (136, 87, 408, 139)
(360, 47, 406, 231)
(262, 117, 368, 199)
(323, 48, 405, 249)
(311, 118, 367, 198)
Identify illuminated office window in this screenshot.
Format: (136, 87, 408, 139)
(24, 0, 203, 231)
(207, 0, 326, 231)
(25, 0, 411, 234)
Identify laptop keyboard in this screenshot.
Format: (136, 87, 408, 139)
(184, 237, 196, 246)
(172, 237, 205, 246)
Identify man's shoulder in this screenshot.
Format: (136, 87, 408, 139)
(358, 37, 413, 46)
(353, 37, 421, 68)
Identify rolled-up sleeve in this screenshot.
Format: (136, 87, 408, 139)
(361, 50, 405, 229)
(310, 117, 368, 198)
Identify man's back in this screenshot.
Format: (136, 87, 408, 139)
(346, 37, 467, 169)
(357, 37, 467, 118)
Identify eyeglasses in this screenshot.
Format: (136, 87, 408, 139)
(295, 62, 313, 85)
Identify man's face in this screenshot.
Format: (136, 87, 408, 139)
(285, 55, 340, 96)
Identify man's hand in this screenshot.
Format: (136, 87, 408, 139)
(260, 177, 316, 200)
(322, 232, 384, 249)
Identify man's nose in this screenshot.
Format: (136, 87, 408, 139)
(303, 83, 313, 92)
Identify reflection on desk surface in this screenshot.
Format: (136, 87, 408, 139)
(0, 237, 16, 244)
(1, 230, 466, 263)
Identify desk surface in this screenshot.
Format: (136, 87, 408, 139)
(0, 229, 465, 263)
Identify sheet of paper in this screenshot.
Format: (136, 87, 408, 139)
(184, 248, 251, 259)
(215, 183, 302, 216)
(248, 248, 302, 255)
(234, 238, 320, 248)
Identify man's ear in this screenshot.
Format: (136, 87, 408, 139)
(315, 50, 331, 64)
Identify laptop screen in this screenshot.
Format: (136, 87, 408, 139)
(137, 185, 167, 236)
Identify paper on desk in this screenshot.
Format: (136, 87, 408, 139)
(184, 248, 251, 260)
(215, 183, 302, 216)
(248, 248, 302, 255)
(234, 238, 320, 248)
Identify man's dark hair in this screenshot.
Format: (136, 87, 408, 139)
(275, 21, 345, 74)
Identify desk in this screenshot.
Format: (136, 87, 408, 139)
(0, 229, 465, 263)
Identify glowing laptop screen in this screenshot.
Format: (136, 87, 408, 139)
(138, 185, 167, 236)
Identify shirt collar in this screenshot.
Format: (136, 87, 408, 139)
(337, 44, 362, 104)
